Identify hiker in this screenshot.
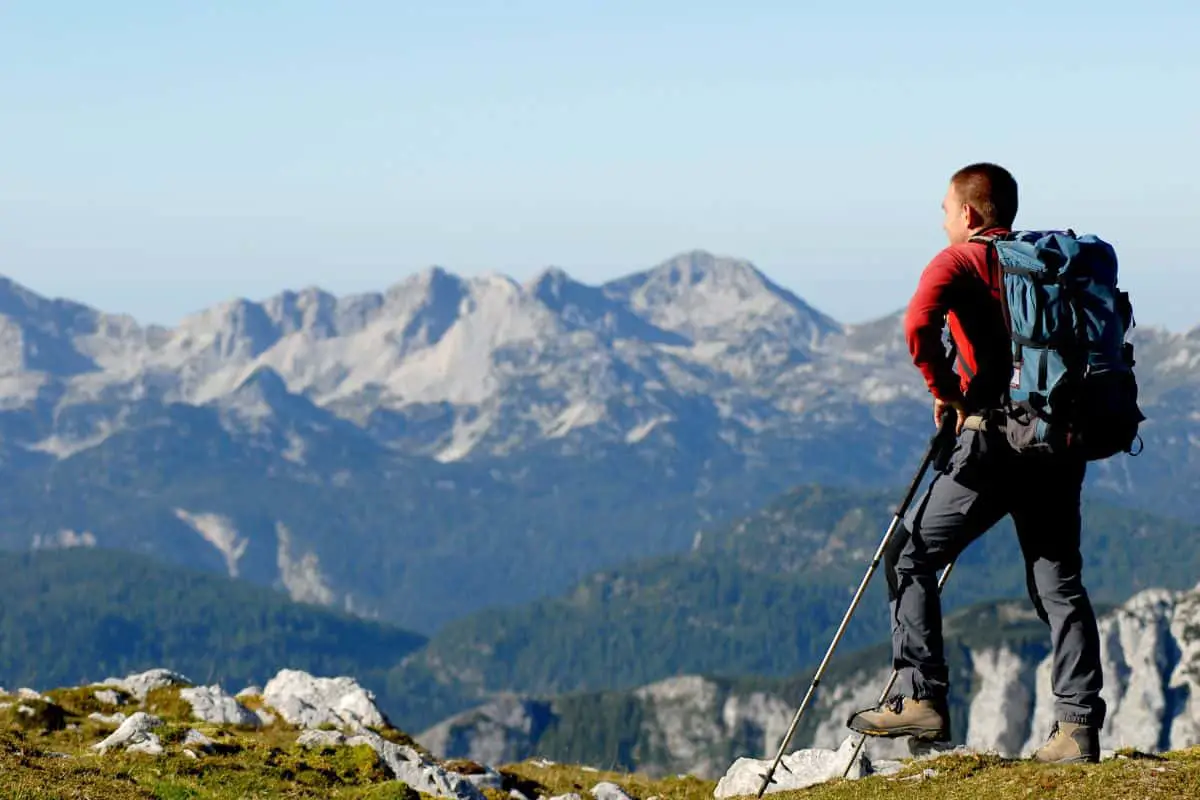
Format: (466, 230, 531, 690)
(845, 163, 1106, 764)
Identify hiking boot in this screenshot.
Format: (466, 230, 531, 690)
(845, 695, 950, 741)
(1032, 721, 1100, 764)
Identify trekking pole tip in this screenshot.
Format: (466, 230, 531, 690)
(754, 769, 774, 798)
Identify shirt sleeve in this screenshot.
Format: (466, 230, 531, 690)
(903, 248, 967, 403)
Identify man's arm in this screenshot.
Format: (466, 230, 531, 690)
(904, 248, 967, 404)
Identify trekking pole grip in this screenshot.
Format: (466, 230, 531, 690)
(930, 411, 958, 472)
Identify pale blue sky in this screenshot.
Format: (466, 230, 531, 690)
(2, 1, 1197, 331)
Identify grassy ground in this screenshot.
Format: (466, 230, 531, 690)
(2, 685, 1198, 799)
(508, 748, 1200, 800)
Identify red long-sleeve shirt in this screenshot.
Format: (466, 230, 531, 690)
(903, 227, 1013, 411)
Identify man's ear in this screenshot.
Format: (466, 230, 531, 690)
(964, 203, 985, 229)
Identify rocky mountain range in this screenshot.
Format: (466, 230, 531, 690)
(417, 584, 1200, 780)
(0, 250, 1195, 634)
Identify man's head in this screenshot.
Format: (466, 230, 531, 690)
(941, 162, 1018, 245)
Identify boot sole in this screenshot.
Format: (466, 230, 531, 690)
(1034, 755, 1098, 765)
(848, 724, 950, 742)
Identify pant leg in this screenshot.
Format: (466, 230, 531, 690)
(1011, 455, 1106, 727)
(885, 428, 1008, 701)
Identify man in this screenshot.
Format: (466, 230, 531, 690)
(845, 163, 1106, 764)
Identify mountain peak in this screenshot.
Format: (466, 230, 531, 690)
(527, 265, 583, 306)
(528, 265, 572, 292)
(656, 249, 764, 279)
(602, 250, 841, 345)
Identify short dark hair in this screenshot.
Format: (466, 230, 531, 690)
(951, 162, 1019, 228)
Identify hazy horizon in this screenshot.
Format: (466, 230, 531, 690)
(4, 2, 1197, 332)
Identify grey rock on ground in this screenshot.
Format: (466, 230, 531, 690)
(180, 685, 261, 727)
(92, 712, 165, 756)
(183, 729, 216, 755)
(297, 729, 349, 749)
(101, 669, 190, 701)
(297, 728, 487, 800)
(714, 735, 870, 797)
(263, 669, 387, 731)
(93, 689, 123, 706)
(591, 782, 635, 800)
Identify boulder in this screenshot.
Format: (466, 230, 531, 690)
(182, 729, 215, 755)
(262, 669, 387, 731)
(713, 735, 869, 797)
(591, 783, 635, 800)
(180, 685, 261, 727)
(101, 669, 190, 701)
(91, 712, 165, 756)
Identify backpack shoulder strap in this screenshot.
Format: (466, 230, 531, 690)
(967, 232, 1016, 407)
(967, 233, 1010, 325)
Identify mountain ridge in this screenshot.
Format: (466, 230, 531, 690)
(0, 248, 1196, 645)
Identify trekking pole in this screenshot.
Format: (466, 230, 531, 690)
(839, 557, 957, 779)
(754, 414, 956, 799)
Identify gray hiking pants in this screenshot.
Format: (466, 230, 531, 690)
(884, 425, 1106, 728)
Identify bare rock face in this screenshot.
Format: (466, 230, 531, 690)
(964, 646, 1040, 755)
(1019, 586, 1200, 756)
(799, 585, 1200, 765)
(634, 676, 799, 780)
(262, 669, 388, 731)
(419, 695, 552, 767)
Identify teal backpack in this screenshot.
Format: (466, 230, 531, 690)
(970, 229, 1145, 460)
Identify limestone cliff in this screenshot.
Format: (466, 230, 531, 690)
(419, 584, 1200, 778)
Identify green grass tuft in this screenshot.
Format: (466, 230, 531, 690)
(143, 687, 197, 724)
(47, 685, 132, 716)
(2, 698, 68, 733)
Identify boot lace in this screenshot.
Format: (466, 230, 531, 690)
(885, 695, 905, 715)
